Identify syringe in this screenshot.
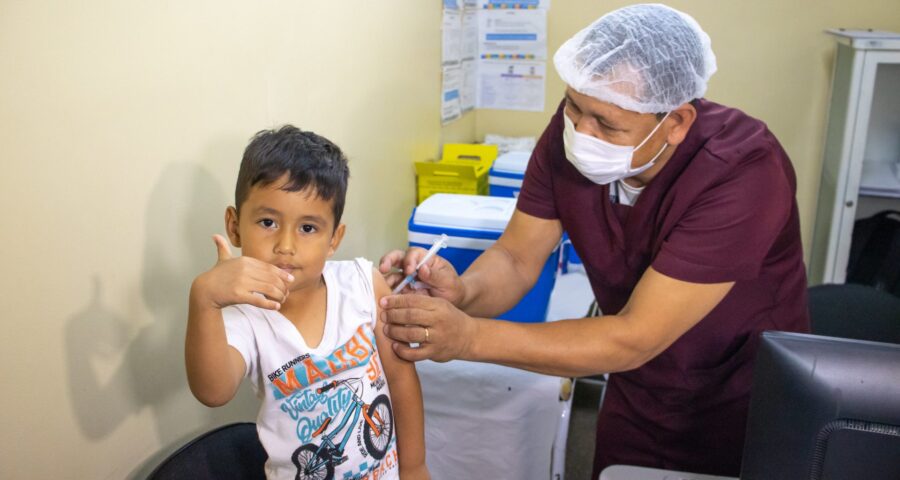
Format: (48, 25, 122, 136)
(392, 234, 449, 294)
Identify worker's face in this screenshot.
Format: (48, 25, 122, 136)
(563, 87, 672, 171)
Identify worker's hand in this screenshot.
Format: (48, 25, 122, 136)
(379, 294, 478, 363)
(191, 235, 294, 311)
(378, 247, 466, 307)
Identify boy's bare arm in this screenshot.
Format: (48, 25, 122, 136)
(186, 298, 248, 407)
(185, 235, 292, 407)
(372, 268, 429, 480)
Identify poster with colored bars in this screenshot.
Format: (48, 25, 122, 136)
(441, 0, 548, 123)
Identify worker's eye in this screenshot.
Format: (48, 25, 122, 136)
(598, 122, 619, 133)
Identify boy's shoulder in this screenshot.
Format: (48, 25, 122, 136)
(324, 258, 389, 301)
(324, 258, 376, 292)
(325, 257, 370, 267)
(220, 304, 272, 338)
(324, 257, 374, 278)
(222, 302, 265, 320)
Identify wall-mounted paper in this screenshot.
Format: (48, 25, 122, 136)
(461, 59, 477, 112)
(462, 9, 479, 61)
(478, 8, 547, 61)
(442, 65, 463, 124)
(441, 0, 549, 121)
(480, 0, 551, 8)
(477, 61, 545, 112)
(442, 9, 463, 66)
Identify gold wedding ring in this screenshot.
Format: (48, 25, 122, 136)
(423, 327, 430, 343)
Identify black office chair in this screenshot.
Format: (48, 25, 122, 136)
(808, 283, 900, 344)
(146, 422, 267, 480)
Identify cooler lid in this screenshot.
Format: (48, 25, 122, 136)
(413, 193, 516, 232)
(491, 151, 531, 175)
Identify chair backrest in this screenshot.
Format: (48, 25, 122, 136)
(808, 283, 900, 344)
(146, 422, 267, 480)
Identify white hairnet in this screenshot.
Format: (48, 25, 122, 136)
(553, 3, 716, 114)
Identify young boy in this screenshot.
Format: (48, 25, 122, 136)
(186, 125, 429, 480)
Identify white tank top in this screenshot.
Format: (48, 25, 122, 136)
(223, 258, 399, 480)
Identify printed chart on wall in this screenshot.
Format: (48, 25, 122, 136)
(441, 0, 549, 124)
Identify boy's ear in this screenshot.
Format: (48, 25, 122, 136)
(225, 207, 242, 248)
(328, 223, 346, 257)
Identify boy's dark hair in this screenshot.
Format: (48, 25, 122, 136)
(235, 125, 349, 227)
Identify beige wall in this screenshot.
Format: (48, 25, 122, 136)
(475, 0, 900, 255)
(0, 2, 454, 478)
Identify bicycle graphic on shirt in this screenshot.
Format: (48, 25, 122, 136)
(292, 377, 394, 480)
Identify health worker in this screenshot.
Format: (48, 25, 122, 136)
(380, 4, 809, 476)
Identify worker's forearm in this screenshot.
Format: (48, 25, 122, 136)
(458, 245, 539, 318)
(185, 294, 242, 406)
(463, 315, 654, 377)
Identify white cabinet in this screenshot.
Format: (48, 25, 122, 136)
(809, 30, 900, 285)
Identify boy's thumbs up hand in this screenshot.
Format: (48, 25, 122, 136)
(190, 235, 295, 311)
(213, 234, 234, 263)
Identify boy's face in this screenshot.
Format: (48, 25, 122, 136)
(225, 173, 345, 292)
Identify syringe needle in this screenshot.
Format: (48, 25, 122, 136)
(392, 234, 448, 294)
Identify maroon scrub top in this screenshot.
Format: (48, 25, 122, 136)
(517, 99, 810, 477)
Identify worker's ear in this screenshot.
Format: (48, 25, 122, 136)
(664, 102, 697, 147)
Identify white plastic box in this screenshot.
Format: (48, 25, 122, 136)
(488, 150, 531, 198)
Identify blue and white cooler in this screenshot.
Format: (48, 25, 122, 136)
(407, 193, 558, 323)
(488, 151, 531, 198)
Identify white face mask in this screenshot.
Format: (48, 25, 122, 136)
(563, 111, 671, 185)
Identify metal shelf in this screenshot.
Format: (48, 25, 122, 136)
(859, 161, 900, 199)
